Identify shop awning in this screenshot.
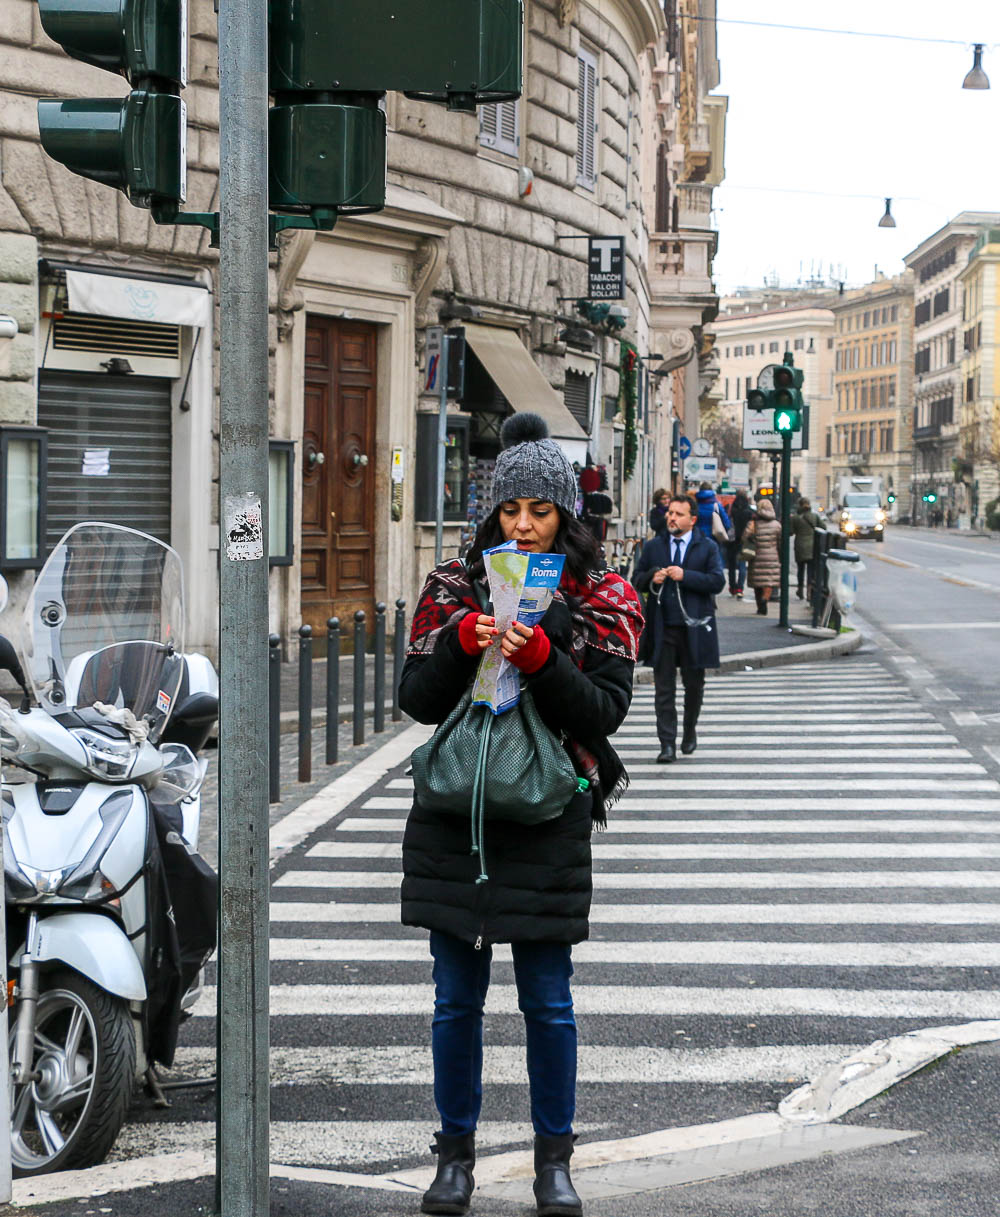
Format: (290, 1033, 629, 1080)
(65, 269, 211, 328)
(462, 323, 588, 460)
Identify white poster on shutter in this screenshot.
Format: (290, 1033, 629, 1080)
(81, 448, 110, 477)
(66, 270, 210, 328)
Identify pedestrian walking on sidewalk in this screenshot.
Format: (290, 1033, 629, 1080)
(648, 486, 669, 536)
(746, 497, 781, 614)
(727, 490, 753, 598)
(790, 497, 822, 600)
(399, 412, 642, 1217)
(695, 483, 732, 560)
(632, 493, 725, 763)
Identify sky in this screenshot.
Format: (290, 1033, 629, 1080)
(711, 0, 1000, 293)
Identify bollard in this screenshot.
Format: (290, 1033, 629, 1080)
(392, 598, 406, 722)
(268, 634, 281, 803)
(326, 617, 340, 766)
(374, 602, 386, 734)
(353, 610, 366, 747)
(297, 624, 312, 783)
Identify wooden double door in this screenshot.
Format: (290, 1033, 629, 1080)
(301, 316, 377, 641)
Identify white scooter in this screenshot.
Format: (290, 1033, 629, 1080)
(0, 523, 219, 1176)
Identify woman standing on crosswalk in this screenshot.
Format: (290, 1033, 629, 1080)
(400, 413, 643, 1217)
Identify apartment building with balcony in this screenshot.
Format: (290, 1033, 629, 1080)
(831, 274, 914, 518)
(904, 211, 1000, 523)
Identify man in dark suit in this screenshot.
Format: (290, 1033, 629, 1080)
(633, 494, 725, 762)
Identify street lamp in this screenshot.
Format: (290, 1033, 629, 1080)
(963, 44, 990, 90)
(878, 198, 896, 228)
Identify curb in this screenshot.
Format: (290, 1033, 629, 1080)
(633, 626, 862, 684)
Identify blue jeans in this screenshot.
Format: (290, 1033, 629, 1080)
(429, 930, 577, 1138)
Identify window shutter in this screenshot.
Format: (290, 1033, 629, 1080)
(576, 50, 597, 189)
(479, 100, 519, 156)
(563, 370, 592, 430)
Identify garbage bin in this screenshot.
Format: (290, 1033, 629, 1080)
(825, 547, 864, 619)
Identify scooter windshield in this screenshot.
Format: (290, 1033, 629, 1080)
(23, 523, 185, 737)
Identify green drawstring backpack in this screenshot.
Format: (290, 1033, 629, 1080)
(410, 671, 583, 884)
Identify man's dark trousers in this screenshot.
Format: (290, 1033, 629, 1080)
(653, 624, 705, 748)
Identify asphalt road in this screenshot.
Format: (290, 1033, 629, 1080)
(850, 525, 1000, 720)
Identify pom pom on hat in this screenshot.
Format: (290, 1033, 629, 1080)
(491, 411, 577, 514)
(500, 412, 549, 448)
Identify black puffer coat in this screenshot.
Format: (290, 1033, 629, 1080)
(399, 597, 634, 947)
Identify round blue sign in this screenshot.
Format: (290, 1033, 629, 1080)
(678, 436, 692, 460)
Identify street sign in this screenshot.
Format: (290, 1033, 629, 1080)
(424, 325, 443, 392)
(684, 455, 718, 481)
(692, 437, 711, 457)
(678, 434, 692, 460)
(743, 403, 806, 452)
(588, 236, 625, 300)
(730, 460, 750, 487)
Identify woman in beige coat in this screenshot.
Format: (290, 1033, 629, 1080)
(746, 498, 781, 615)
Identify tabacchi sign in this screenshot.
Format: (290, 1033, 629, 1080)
(588, 236, 625, 300)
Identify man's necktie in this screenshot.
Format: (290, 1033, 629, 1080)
(674, 540, 682, 566)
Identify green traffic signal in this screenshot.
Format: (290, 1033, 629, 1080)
(887, 493, 897, 503)
(36, 0, 187, 208)
(774, 405, 802, 433)
(923, 493, 937, 503)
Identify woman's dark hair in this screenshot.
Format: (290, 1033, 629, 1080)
(465, 504, 604, 583)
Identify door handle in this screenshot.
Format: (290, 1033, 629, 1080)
(351, 452, 369, 468)
(330, 511, 336, 522)
(307, 450, 325, 467)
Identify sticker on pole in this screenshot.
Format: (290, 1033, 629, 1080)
(225, 493, 264, 561)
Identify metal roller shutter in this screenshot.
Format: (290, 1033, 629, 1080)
(37, 371, 173, 551)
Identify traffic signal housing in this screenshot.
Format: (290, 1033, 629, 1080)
(268, 0, 523, 219)
(36, 0, 187, 208)
(771, 358, 804, 434)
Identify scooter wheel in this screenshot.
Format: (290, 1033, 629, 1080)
(9, 969, 136, 1176)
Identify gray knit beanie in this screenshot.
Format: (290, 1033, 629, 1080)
(491, 413, 578, 515)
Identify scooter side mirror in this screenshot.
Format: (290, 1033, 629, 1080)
(0, 633, 30, 702)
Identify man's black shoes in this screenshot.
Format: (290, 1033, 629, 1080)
(680, 730, 697, 755)
(656, 744, 676, 763)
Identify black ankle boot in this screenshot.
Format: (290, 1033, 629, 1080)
(421, 1132, 475, 1215)
(533, 1134, 582, 1217)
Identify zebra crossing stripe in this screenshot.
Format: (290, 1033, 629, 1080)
(169, 1043, 859, 1085)
(336, 817, 1000, 835)
(358, 796, 1000, 812)
(192, 984, 1000, 1018)
(304, 840, 1000, 860)
(274, 870, 1000, 892)
(265, 937, 1000, 968)
(267, 902, 1000, 925)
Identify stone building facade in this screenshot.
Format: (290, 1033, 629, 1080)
(903, 212, 1000, 525)
(0, 0, 724, 655)
(958, 230, 1000, 525)
(830, 274, 914, 519)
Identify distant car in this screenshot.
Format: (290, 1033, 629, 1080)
(839, 493, 886, 542)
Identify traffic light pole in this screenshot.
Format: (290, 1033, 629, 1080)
(216, 0, 271, 1211)
(778, 431, 793, 628)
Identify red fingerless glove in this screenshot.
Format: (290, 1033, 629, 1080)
(457, 610, 484, 656)
(507, 624, 551, 674)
